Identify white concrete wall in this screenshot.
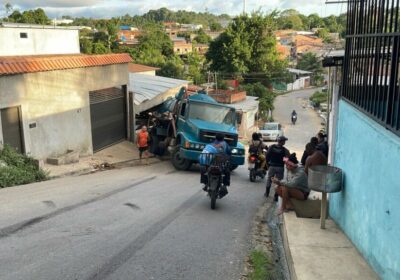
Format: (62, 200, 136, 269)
(287, 76, 310, 91)
(0, 27, 79, 56)
(0, 64, 128, 160)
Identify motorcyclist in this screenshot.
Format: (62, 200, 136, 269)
(291, 110, 297, 124)
(248, 132, 267, 171)
(200, 133, 231, 197)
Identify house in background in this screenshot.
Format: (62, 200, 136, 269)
(208, 88, 259, 139)
(0, 23, 133, 161)
(325, 1, 400, 279)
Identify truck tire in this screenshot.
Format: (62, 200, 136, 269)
(229, 164, 239, 171)
(171, 147, 192, 170)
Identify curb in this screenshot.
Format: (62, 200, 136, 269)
(280, 213, 297, 280)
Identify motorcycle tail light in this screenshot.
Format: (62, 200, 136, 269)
(250, 156, 256, 161)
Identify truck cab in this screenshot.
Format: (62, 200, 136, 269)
(149, 88, 245, 170)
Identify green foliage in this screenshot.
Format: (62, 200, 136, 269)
(7, 8, 50, 24)
(92, 42, 110, 54)
(248, 250, 274, 280)
(316, 28, 332, 43)
(310, 90, 328, 107)
(206, 12, 286, 85)
(240, 82, 275, 119)
(308, 13, 325, 29)
(277, 9, 304, 30)
(193, 29, 211, 44)
(157, 56, 185, 79)
(297, 52, 324, 85)
(0, 145, 48, 188)
(186, 51, 206, 84)
(209, 21, 223, 31)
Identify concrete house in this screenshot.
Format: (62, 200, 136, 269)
(0, 23, 133, 161)
(324, 1, 400, 279)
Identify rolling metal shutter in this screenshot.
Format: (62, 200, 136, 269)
(89, 88, 126, 152)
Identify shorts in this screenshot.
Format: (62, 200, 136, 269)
(139, 146, 148, 157)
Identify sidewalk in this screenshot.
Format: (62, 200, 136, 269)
(281, 211, 379, 280)
(43, 141, 161, 178)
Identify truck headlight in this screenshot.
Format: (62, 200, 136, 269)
(232, 148, 238, 154)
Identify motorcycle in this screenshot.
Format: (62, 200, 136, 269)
(199, 153, 230, 210)
(248, 153, 266, 182)
(291, 115, 297, 125)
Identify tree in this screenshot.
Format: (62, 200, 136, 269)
(209, 21, 223, 31)
(193, 29, 211, 44)
(316, 28, 332, 43)
(206, 12, 286, 86)
(158, 57, 185, 79)
(297, 52, 324, 85)
(5, 2, 12, 18)
(92, 42, 110, 54)
(308, 13, 325, 29)
(7, 8, 50, 24)
(277, 9, 304, 30)
(240, 82, 275, 119)
(186, 51, 206, 84)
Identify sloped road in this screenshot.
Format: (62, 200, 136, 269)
(0, 161, 266, 280)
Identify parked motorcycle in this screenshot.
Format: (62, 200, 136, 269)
(291, 115, 297, 125)
(199, 153, 230, 209)
(248, 153, 266, 182)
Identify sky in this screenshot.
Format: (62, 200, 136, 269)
(0, 0, 347, 19)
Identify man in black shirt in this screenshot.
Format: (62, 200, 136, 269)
(265, 136, 290, 199)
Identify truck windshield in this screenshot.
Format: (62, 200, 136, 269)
(189, 102, 236, 126)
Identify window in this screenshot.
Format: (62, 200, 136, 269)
(20, 32, 28, 38)
(342, 0, 400, 136)
(180, 103, 186, 117)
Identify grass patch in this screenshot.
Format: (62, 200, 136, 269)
(0, 145, 48, 188)
(248, 250, 274, 280)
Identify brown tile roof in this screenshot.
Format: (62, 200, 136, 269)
(128, 63, 160, 73)
(0, 53, 132, 76)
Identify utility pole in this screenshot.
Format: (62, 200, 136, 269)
(243, 0, 246, 14)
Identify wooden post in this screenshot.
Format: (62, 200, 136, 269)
(321, 192, 327, 229)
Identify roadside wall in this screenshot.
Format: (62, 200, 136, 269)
(330, 100, 400, 280)
(287, 76, 310, 91)
(0, 64, 128, 160)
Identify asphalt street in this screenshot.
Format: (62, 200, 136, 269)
(0, 161, 266, 280)
(0, 88, 322, 280)
(273, 88, 324, 156)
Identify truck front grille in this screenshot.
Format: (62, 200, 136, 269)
(199, 131, 238, 146)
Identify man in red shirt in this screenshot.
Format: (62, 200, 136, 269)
(137, 126, 149, 164)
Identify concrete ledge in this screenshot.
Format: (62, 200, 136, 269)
(47, 149, 79, 165)
(281, 212, 380, 280)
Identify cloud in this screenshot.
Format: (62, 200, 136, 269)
(1, 0, 344, 18)
(4, 0, 104, 8)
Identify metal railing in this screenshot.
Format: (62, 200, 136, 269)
(342, 0, 400, 136)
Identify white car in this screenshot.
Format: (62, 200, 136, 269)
(259, 122, 284, 141)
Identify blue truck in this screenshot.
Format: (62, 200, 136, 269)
(147, 87, 245, 170)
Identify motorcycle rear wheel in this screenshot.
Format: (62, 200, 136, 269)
(210, 190, 217, 209)
(249, 169, 256, 182)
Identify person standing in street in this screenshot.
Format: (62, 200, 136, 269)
(137, 125, 149, 164)
(300, 137, 319, 166)
(316, 132, 329, 158)
(265, 136, 290, 199)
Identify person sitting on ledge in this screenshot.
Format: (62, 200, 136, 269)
(272, 153, 310, 215)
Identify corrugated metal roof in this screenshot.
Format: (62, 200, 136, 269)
(229, 96, 259, 112)
(287, 67, 313, 75)
(128, 63, 160, 73)
(0, 53, 132, 76)
(129, 73, 188, 106)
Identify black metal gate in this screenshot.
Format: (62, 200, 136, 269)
(342, 0, 400, 136)
(89, 88, 126, 152)
(1, 106, 24, 153)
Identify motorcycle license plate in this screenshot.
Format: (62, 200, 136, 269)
(248, 163, 255, 169)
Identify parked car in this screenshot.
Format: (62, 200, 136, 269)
(259, 122, 284, 141)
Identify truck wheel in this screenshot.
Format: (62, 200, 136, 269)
(229, 164, 238, 171)
(171, 147, 192, 170)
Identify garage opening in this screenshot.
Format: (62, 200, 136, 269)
(1, 106, 24, 153)
(89, 87, 127, 152)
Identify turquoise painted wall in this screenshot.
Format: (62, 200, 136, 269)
(330, 100, 400, 280)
